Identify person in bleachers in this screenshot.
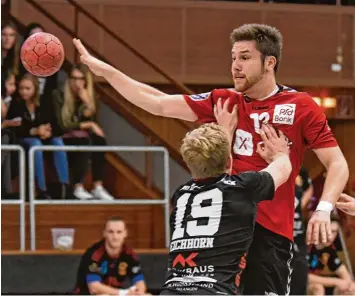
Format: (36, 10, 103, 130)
(290, 167, 313, 295)
(53, 64, 114, 200)
(307, 217, 355, 295)
(1, 99, 14, 196)
(73, 216, 148, 295)
(1, 70, 20, 196)
(7, 73, 69, 199)
(1, 21, 19, 76)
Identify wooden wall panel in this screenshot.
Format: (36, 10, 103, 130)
(12, 0, 354, 86)
(1, 204, 161, 250)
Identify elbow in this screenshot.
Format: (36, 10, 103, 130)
(330, 156, 349, 181)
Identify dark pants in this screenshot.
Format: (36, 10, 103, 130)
(63, 134, 106, 184)
(240, 223, 293, 295)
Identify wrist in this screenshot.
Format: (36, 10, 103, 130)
(316, 201, 333, 213)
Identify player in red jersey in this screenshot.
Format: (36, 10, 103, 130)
(73, 23, 349, 295)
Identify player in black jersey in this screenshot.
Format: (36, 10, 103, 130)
(161, 104, 292, 295)
(290, 167, 313, 295)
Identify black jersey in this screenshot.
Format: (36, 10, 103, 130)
(162, 171, 275, 295)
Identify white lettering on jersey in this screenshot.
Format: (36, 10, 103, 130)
(250, 112, 270, 134)
(170, 237, 215, 252)
(190, 92, 211, 101)
(273, 104, 296, 125)
(234, 129, 253, 156)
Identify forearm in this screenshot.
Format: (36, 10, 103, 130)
(321, 158, 349, 205)
(336, 265, 352, 281)
(134, 280, 147, 294)
(103, 64, 167, 115)
(308, 273, 339, 287)
(89, 282, 120, 295)
(263, 153, 292, 189)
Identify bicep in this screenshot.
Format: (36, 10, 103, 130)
(160, 94, 198, 121)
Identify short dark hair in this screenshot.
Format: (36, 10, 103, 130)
(230, 24, 283, 73)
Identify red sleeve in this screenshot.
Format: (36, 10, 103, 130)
(301, 95, 338, 149)
(183, 91, 215, 123)
(183, 89, 237, 123)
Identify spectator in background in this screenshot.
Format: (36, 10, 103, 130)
(1, 71, 21, 195)
(1, 21, 19, 76)
(307, 218, 355, 295)
(290, 167, 313, 295)
(53, 64, 114, 200)
(7, 73, 69, 199)
(1, 100, 14, 195)
(73, 216, 147, 295)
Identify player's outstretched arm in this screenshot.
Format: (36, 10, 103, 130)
(307, 147, 348, 245)
(336, 193, 355, 216)
(73, 39, 197, 121)
(258, 124, 292, 190)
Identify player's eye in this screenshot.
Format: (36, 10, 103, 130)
(241, 55, 250, 60)
(231, 57, 236, 61)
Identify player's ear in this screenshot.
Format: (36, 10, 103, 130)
(265, 56, 277, 72)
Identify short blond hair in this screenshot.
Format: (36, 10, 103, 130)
(181, 123, 230, 179)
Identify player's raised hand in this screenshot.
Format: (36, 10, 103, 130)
(214, 98, 238, 143)
(336, 193, 355, 216)
(257, 124, 288, 163)
(73, 38, 107, 77)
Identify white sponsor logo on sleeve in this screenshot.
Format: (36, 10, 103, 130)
(190, 92, 211, 101)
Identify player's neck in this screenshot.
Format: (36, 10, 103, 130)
(244, 76, 278, 101)
(105, 242, 122, 258)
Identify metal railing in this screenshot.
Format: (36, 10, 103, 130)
(29, 145, 170, 250)
(1, 145, 26, 251)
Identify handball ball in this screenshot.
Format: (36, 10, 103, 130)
(20, 32, 64, 77)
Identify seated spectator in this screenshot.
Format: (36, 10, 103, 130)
(53, 64, 114, 200)
(1, 71, 20, 196)
(290, 167, 313, 295)
(1, 99, 14, 195)
(7, 73, 69, 199)
(1, 21, 19, 76)
(307, 219, 355, 295)
(73, 216, 147, 295)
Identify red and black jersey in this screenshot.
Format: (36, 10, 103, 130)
(73, 240, 144, 295)
(183, 86, 338, 241)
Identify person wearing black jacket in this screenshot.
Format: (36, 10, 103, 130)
(7, 73, 69, 199)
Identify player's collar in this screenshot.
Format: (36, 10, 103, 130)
(244, 84, 281, 102)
